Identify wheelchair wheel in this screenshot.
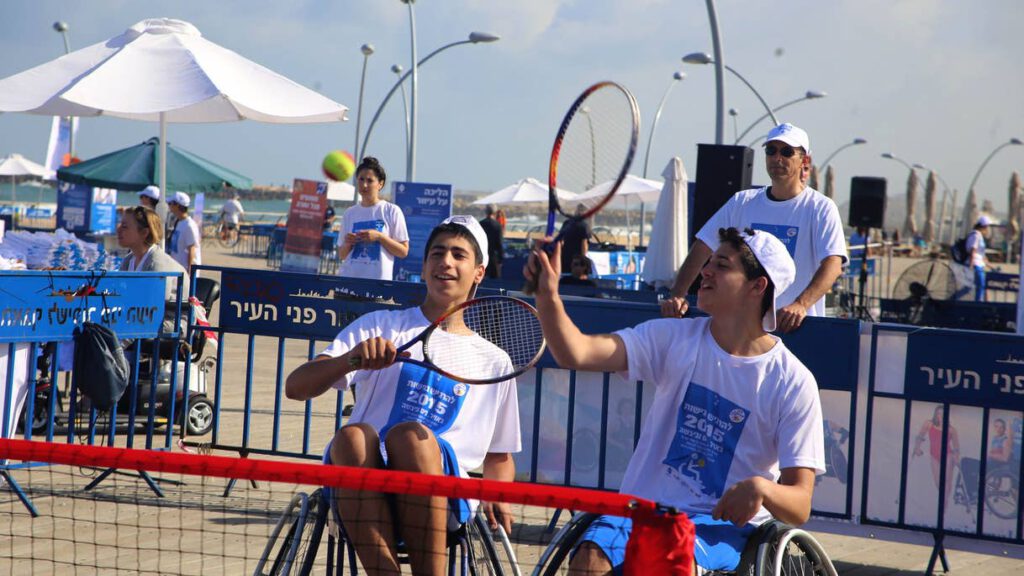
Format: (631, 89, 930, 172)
(253, 491, 326, 576)
(755, 527, 837, 576)
(462, 513, 506, 576)
(532, 512, 599, 576)
(984, 468, 1020, 520)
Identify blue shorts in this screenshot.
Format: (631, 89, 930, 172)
(573, 513, 756, 573)
(321, 435, 470, 527)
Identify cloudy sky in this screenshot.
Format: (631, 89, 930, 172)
(1, 1, 1022, 214)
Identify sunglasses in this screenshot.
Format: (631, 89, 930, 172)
(765, 145, 800, 158)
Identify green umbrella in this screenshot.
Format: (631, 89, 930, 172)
(56, 137, 251, 192)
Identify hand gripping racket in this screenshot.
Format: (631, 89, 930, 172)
(523, 81, 641, 294)
(349, 296, 546, 385)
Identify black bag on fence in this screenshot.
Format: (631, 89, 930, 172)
(73, 322, 130, 411)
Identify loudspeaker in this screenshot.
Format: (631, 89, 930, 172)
(692, 144, 754, 245)
(849, 176, 887, 229)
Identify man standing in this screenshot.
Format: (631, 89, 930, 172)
(967, 216, 992, 301)
(168, 191, 202, 276)
(559, 203, 592, 272)
(661, 123, 847, 332)
(138, 185, 160, 210)
(479, 203, 504, 279)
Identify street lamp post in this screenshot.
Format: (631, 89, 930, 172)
(703, 0, 726, 144)
(643, 71, 686, 178)
(353, 43, 375, 164)
(728, 108, 739, 144)
(683, 52, 777, 130)
(734, 90, 828, 145)
(818, 138, 867, 174)
(967, 138, 1023, 198)
(400, 0, 418, 182)
(392, 64, 411, 164)
(360, 32, 500, 164)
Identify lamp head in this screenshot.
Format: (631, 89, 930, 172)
(853, 138, 867, 145)
(682, 52, 713, 65)
(805, 90, 827, 99)
(469, 31, 501, 43)
(53, 21, 68, 33)
(672, 71, 686, 81)
(912, 163, 928, 170)
(1011, 138, 1023, 145)
(391, 64, 403, 75)
(728, 108, 739, 117)
(361, 44, 375, 56)
(881, 152, 895, 160)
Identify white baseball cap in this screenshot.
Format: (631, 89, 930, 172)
(739, 229, 796, 332)
(977, 215, 992, 227)
(764, 123, 811, 154)
(169, 191, 191, 208)
(138, 185, 161, 201)
(439, 215, 489, 269)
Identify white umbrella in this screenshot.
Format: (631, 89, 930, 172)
(0, 153, 55, 203)
(326, 181, 355, 202)
(575, 174, 663, 249)
(642, 157, 689, 289)
(472, 177, 577, 205)
(0, 18, 348, 218)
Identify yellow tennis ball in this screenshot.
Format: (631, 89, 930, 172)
(322, 150, 356, 181)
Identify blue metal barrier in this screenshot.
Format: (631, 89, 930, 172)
(0, 270, 183, 514)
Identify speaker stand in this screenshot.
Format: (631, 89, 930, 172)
(854, 229, 875, 322)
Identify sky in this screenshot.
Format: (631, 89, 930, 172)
(1, 0, 1023, 216)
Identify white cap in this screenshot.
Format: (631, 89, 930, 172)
(740, 229, 796, 332)
(169, 191, 191, 208)
(764, 123, 811, 154)
(139, 185, 161, 200)
(977, 215, 992, 227)
(439, 215, 489, 269)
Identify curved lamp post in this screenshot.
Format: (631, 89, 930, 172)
(967, 138, 1023, 197)
(734, 90, 827, 145)
(392, 64, 410, 161)
(361, 32, 500, 166)
(818, 138, 867, 174)
(643, 71, 685, 178)
(352, 43, 375, 164)
(703, 0, 726, 144)
(683, 52, 777, 130)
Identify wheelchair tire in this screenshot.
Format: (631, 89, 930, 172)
(254, 493, 305, 576)
(295, 489, 328, 575)
(532, 512, 599, 576)
(463, 513, 505, 576)
(253, 491, 326, 576)
(984, 468, 1020, 520)
(755, 526, 837, 576)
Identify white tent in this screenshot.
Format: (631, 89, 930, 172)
(642, 157, 689, 289)
(472, 177, 577, 205)
(0, 18, 348, 218)
(0, 153, 54, 203)
(326, 181, 355, 202)
(575, 174, 663, 249)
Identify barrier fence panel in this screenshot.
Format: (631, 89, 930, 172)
(0, 270, 182, 515)
(863, 324, 1024, 573)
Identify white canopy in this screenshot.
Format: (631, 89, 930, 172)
(574, 174, 663, 207)
(0, 154, 53, 179)
(642, 157, 689, 289)
(472, 177, 577, 205)
(326, 181, 355, 202)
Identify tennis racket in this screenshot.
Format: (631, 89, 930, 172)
(523, 81, 640, 294)
(348, 296, 546, 385)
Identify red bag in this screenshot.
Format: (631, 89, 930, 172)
(624, 506, 694, 575)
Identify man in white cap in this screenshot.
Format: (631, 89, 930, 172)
(167, 191, 201, 276)
(138, 185, 160, 210)
(525, 227, 824, 573)
(662, 123, 847, 333)
(285, 216, 518, 574)
(967, 215, 993, 301)
(218, 190, 245, 243)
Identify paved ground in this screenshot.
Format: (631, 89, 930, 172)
(2, 239, 1022, 574)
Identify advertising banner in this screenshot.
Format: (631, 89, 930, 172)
(281, 179, 328, 274)
(55, 180, 92, 233)
(392, 181, 452, 282)
(90, 188, 117, 235)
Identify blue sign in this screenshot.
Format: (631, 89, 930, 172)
(56, 181, 92, 232)
(90, 188, 117, 235)
(780, 316, 860, 392)
(0, 271, 168, 342)
(906, 329, 1024, 410)
(392, 181, 452, 283)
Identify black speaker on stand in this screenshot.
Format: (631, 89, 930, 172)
(848, 176, 887, 321)
(692, 144, 754, 246)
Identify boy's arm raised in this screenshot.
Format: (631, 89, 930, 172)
(525, 241, 627, 373)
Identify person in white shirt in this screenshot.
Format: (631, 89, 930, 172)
(138, 185, 160, 210)
(287, 216, 519, 574)
(661, 123, 847, 333)
(525, 227, 825, 573)
(167, 191, 202, 276)
(966, 215, 992, 301)
(336, 156, 410, 280)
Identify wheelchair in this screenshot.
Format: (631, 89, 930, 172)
(255, 488, 521, 575)
(531, 512, 837, 576)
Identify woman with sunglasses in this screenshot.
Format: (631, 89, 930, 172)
(116, 206, 190, 302)
(661, 123, 846, 334)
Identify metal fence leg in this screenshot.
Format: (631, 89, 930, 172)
(1, 470, 39, 517)
(925, 532, 950, 575)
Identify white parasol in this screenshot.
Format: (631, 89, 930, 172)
(0, 153, 54, 203)
(472, 177, 577, 205)
(642, 157, 689, 289)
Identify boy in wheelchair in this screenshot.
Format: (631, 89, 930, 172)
(525, 228, 825, 574)
(286, 217, 520, 575)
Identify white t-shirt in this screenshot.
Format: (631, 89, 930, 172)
(169, 216, 201, 270)
(615, 317, 825, 524)
(336, 201, 409, 280)
(221, 199, 244, 225)
(966, 230, 986, 267)
(319, 307, 521, 475)
(697, 186, 847, 317)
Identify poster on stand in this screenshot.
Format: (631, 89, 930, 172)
(281, 178, 328, 274)
(55, 181, 91, 233)
(393, 181, 452, 282)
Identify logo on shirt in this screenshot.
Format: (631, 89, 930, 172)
(752, 223, 799, 259)
(382, 363, 467, 437)
(453, 383, 468, 397)
(351, 219, 386, 261)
